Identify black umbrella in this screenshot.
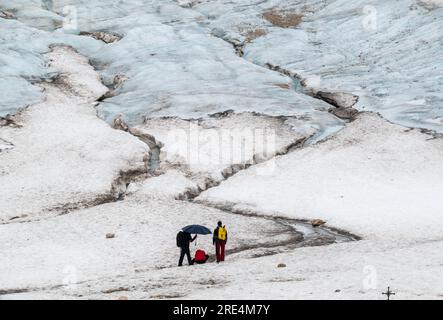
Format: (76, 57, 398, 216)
(182, 224, 211, 235)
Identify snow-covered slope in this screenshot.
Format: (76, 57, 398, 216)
(0, 46, 148, 221)
(0, 195, 295, 290)
(131, 112, 307, 185)
(197, 112, 443, 241)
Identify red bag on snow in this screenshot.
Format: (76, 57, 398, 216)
(194, 249, 207, 262)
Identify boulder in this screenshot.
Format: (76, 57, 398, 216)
(329, 107, 359, 120)
(113, 74, 128, 88)
(311, 219, 326, 227)
(79, 31, 121, 44)
(0, 10, 15, 19)
(106, 233, 115, 239)
(277, 263, 287, 268)
(315, 91, 359, 108)
(113, 115, 129, 131)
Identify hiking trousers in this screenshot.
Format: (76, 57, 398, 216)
(179, 246, 192, 266)
(216, 240, 226, 262)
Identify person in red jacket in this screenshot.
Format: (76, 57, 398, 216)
(192, 249, 209, 264)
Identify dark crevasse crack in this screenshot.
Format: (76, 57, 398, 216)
(191, 25, 361, 127)
(111, 114, 163, 175)
(80, 29, 161, 174)
(175, 135, 307, 201)
(239, 39, 361, 121)
(255, 59, 360, 120)
(188, 12, 362, 122)
(127, 127, 163, 174)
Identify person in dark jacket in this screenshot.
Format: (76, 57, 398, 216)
(178, 231, 197, 267)
(213, 221, 228, 263)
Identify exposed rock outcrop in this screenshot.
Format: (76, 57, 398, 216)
(79, 31, 122, 44)
(0, 10, 15, 19)
(328, 107, 359, 120)
(311, 219, 326, 227)
(315, 91, 359, 109)
(263, 10, 303, 28)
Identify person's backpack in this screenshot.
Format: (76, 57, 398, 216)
(176, 231, 186, 247)
(218, 226, 227, 241)
(195, 249, 206, 262)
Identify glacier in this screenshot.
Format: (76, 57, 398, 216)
(3, 0, 441, 134)
(1, 0, 443, 300)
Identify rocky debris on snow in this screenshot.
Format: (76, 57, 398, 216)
(311, 219, 326, 227)
(225, 28, 268, 56)
(417, 0, 443, 10)
(328, 107, 359, 120)
(264, 63, 298, 79)
(98, 75, 129, 101)
(0, 138, 14, 152)
(177, 0, 198, 8)
(315, 91, 359, 109)
(0, 115, 19, 127)
(113, 115, 129, 131)
(274, 83, 291, 89)
(106, 233, 115, 239)
(244, 28, 267, 42)
(314, 91, 359, 120)
(0, 10, 15, 19)
(111, 166, 150, 200)
(48, 45, 109, 100)
(233, 43, 245, 57)
(112, 74, 128, 88)
(97, 91, 114, 101)
(79, 31, 122, 44)
(102, 287, 128, 293)
(263, 10, 303, 28)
